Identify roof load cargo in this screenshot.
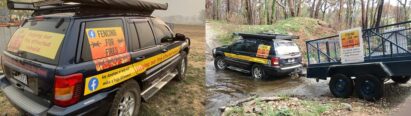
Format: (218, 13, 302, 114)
(7, 0, 168, 16)
(62, 0, 168, 10)
(233, 33, 299, 40)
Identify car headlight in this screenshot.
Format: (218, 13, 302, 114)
(212, 48, 216, 55)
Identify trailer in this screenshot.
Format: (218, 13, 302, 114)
(306, 21, 411, 101)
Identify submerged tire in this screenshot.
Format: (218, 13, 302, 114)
(109, 80, 141, 116)
(214, 56, 227, 70)
(391, 76, 411, 84)
(175, 51, 188, 81)
(251, 64, 266, 80)
(355, 74, 383, 101)
(329, 74, 353, 98)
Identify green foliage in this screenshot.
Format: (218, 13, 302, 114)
(274, 107, 294, 116)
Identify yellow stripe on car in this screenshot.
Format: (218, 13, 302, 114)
(224, 52, 270, 65)
(84, 46, 181, 95)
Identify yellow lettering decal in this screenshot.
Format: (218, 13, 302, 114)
(224, 52, 269, 64)
(84, 46, 181, 95)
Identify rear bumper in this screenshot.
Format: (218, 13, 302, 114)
(0, 75, 116, 116)
(263, 64, 303, 76)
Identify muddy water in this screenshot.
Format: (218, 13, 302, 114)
(205, 24, 330, 115)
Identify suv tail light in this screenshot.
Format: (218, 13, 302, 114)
(271, 57, 280, 66)
(54, 73, 83, 107)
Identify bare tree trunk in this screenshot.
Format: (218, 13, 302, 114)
(275, 0, 287, 19)
(369, 0, 375, 27)
(314, 0, 321, 18)
(346, 0, 352, 27)
(296, 0, 302, 16)
(365, 0, 370, 28)
(271, 0, 276, 24)
(374, 0, 384, 28)
(361, 0, 365, 28)
(245, 0, 251, 24)
(338, 0, 343, 28)
(397, 0, 408, 22)
(310, 0, 316, 17)
(288, 0, 295, 17)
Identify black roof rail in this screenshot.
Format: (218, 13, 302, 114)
(7, 0, 168, 16)
(233, 32, 299, 40)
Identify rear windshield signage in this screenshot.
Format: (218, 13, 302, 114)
(256, 44, 271, 58)
(86, 27, 130, 71)
(7, 28, 64, 59)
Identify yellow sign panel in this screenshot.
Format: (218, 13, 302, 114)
(224, 52, 269, 64)
(84, 46, 181, 95)
(256, 44, 271, 58)
(340, 30, 361, 49)
(7, 28, 64, 59)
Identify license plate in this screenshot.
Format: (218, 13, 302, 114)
(14, 73, 28, 85)
(288, 59, 295, 63)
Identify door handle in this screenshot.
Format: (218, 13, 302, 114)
(162, 48, 168, 53)
(135, 56, 145, 61)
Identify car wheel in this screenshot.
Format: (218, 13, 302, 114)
(355, 74, 383, 101)
(391, 76, 411, 84)
(175, 51, 188, 81)
(214, 56, 227, 70)
(251, 64, 265, 80)
(329, 74, 353, 98)
(109, 80, 141, 116)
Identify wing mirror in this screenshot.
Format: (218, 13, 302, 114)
(175, 33, 186, 41)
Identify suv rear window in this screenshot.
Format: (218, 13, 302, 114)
(274, 40, 300, 56)
(6, 18, 70, 65)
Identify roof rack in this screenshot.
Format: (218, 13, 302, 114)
(7, 0, 168, 16)
(233, 33, 299, 40)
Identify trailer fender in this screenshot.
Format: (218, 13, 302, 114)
(327, 62, 392, 78)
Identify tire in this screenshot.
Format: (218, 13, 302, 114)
(355, 74, 383, 101)
(175, 51, 188, 81)
(251, 64, 266, 80)
(214, 56, 227, 70)
(109, 80, 141, 116)
(329, 74, 354, 98)
(391, 76, 411, 84)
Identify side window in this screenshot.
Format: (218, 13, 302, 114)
(231, 40, 245, 51)
(244, 39, 258, 53)
(152, 18, 173, 43)
(135, 21, 156, 49)
(81, 19, 126, 62)
(128, 23, 140, 51)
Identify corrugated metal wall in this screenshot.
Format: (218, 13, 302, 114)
(0, 26, 18, 66)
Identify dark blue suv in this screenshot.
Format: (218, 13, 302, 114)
(0, 1, 190, 115)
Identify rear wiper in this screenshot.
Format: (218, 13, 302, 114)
(55, 18, 64, 28)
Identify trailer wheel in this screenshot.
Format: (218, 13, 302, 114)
(355, 74, 383, 101)
(391, 76, 411, 84)
(329, 74, 353, 98)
